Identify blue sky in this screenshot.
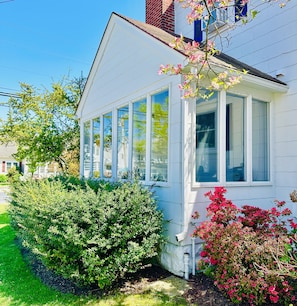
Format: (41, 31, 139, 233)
(0, 0, 145, 118)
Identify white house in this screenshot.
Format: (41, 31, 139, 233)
(76, 0, 297, 277)
(0, 143, 21, 174)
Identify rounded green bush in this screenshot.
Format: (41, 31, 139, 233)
(0, 174, 8, 183)
(9, 178, 163, 289)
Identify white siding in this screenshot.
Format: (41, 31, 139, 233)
(214, 1, 297, 213)
(77, 14, 189, 275)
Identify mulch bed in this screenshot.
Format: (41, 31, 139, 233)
(19, 241, 296, 305)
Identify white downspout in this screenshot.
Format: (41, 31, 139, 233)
(175, 94, 194, 242)
(184, 253, 190, 280)
(192, 237, 196, 276)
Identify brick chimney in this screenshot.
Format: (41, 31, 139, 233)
(146, 0, 175, 33)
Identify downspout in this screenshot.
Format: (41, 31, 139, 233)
(175, 92, 189, 243)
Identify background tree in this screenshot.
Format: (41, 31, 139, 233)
(0, 75, 86, 175)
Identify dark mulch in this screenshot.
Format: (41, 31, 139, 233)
(184, 274, 234, 306)
(20, 241, 172, 297)
(19, 242, 296, 305)
(185, 274, 297, 306)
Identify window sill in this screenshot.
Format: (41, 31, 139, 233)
(192, 181, 273, 189)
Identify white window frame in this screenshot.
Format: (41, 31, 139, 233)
(192, 90, 271, 187)
(82, 87, 170, 186)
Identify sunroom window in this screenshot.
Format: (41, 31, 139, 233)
(132, 98, 147, 180)
(92, 117, 100, 178)
(226, 93, 245, 182)
(117, 106, 129, 179)
(252, 99, 269, 181)
(196, 92, 218, 182)
(103, 112, 112, 178)
(82, 89, 169, 183)
(83, 120, 91, 178)
(150, 90, 169, 182)
(195, 92, 270, 184)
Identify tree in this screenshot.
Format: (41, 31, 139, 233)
(0, 76, 86, 175)
(159, 0, 289, 98)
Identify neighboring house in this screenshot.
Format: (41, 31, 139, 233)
(0, 143, 58, 177)
(0, 143, 23, 174)
(76, 0, 296, 277)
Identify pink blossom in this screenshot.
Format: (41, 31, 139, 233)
(270, 294, 279, 303)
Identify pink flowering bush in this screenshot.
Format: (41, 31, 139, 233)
(192, 187, 296, 305)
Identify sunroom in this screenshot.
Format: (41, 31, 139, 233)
(76, 12, 288, 276)
(82, 88, 169, 184)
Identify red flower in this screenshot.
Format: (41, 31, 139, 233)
(290, 220, 297, 229)
(268, 285, 278, 296)
(210, 257, 218, 265)
(270, 294, 279, 303)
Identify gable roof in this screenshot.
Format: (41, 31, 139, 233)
(0, 143, 17, 160)
(77, 12, 288, 116)
(116, 13, 287, 87)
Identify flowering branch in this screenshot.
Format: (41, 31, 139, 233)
(159, 0, 289, 99)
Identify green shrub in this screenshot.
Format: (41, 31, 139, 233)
(50, 175, 121, 193)
(9, 178, 163, 289)
(193, 187, 295, 305)
(0, 174, 8, 183)
(7, 166, 21, 183)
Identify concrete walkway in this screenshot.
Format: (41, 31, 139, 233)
(0, 186, 10, 204)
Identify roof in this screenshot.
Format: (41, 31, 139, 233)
(116, 13, 287, 87)
(0, 143, 17, 160)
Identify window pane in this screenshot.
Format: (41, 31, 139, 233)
(252, 100, 269, 181)
(196, 92, 218, 182)
(92, 117, 100, 178)
(103, 112, 112, 178)
(83, 121, 91, 178)
(132, 98, 146, 180)
(226, 94, 245, 182)
(117, 106, 129, 179)
(150, 90, 168, 182)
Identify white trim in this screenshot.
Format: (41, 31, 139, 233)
(192, 90, 273, 188)
(146, 93, 152, 183)
(219, 90, 226, 184)
(112, 108, 117, 181)
(99, 115, 104, 179)
(128, 103, 133, 177)
(242, 74, 288, 93)
(246, 95, 253, 183)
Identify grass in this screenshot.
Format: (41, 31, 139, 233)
(0, 204, 188, 306)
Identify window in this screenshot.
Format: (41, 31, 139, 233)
(132, 98, 147, 180)
(226, 94, 245, 182)
(103, 112, 112, 178)
(6, 161, 18, 172)
(150, 90, 169, 182)
(92, 117, 100, 178)
(117, 106, 129, 179)
(82, 89, 169, 183)
(196, 1, 248, 38)
(195, 92, 269, 184)
(252, 100, 269, 181)
(83, 121, 91, 178)
(202, 5, 228, 32)
(196, 92, 218, 182)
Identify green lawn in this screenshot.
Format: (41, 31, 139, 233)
(0, 205, 188, 306)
